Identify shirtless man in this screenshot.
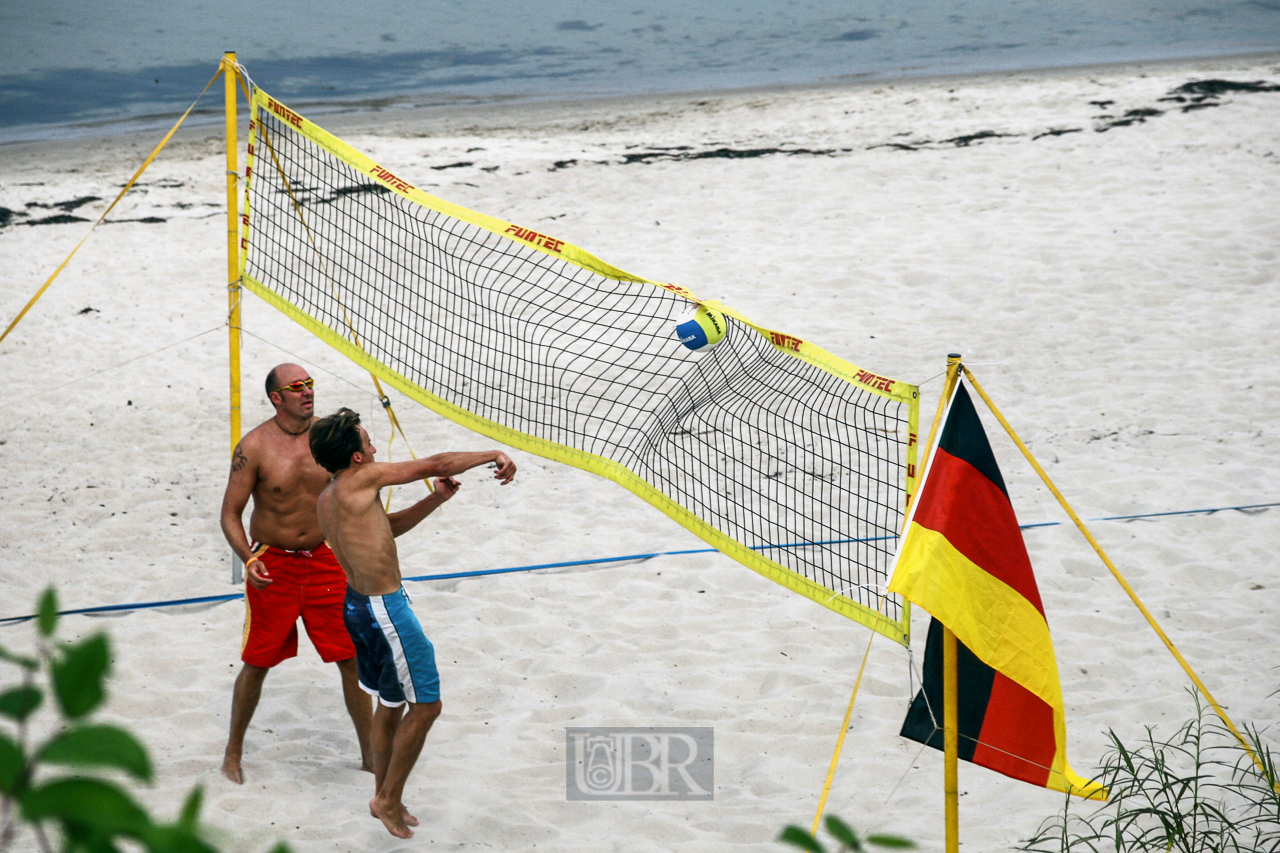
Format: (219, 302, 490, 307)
(219, 364, 372, 784)
(309, 407, 516, 839)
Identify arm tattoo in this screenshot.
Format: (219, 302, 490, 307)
(231, 445, 248, 473)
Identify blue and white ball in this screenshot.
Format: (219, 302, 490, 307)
(675, 303, 727, 352)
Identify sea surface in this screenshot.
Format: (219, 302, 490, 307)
(2, 0, 1279, 143)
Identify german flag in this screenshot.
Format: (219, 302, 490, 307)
(888, 380, 1103, 797)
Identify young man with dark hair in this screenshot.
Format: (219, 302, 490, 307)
(310, 407, 516, 839)
(218, 365, 372, 784)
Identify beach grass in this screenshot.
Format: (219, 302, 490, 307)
(1020, 692, 1280, 853)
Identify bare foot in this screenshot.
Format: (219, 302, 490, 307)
(370, 797, 413, 839)
(368, 799, 417, 824)
(221, 754, 244, 785)
(367, 800, 417, 826)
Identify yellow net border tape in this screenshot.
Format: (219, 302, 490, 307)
(241, 86, 919, 644)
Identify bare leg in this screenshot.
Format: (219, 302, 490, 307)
(370, 700, 441, 839)
(336, 658, 374, 772)
(368, 703, 419, 828)
(222, 663, 270, 784)
(370, 701, 404, 793)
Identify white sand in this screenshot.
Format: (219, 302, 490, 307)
(1, 53, 1279, 851)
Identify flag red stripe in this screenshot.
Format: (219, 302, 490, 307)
(971, 671, 1056, 787)
(912, 448, 1045, 615)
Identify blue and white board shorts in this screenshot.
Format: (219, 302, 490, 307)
(343, 586, 440, 707)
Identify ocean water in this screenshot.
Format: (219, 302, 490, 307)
(1, 0, 1278, 142)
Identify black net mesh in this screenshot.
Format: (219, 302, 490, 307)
(243, 102, 912, 627)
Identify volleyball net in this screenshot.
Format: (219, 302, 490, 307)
(239, 86, 920, 644)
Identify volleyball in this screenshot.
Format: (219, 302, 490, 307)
(675, 303, 727, 352)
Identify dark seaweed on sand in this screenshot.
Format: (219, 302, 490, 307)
(943, 130, 1014, 147)
(1157, 78, 1280, 114)
(1171, 79, 1280, 97)
(1095, 108, 1164, 131)
(22, 213, 90, 226)
(26, 195, 102, 213)
(619, 146, 846, 164)
(289, 181, 392, 207)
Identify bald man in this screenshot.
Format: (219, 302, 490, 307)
(218, 363, 372, 784)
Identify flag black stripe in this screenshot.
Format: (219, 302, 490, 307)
(900, 617, 996, 761)
(936, 382, 1007, 498)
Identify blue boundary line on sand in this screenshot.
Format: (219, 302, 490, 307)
(2, 501, 1274, 626)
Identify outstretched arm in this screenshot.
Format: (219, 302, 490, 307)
(387, 477, 460, 537)
(370, 450, 516, 489)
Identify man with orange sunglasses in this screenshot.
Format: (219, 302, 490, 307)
(218, 362, 372, 784)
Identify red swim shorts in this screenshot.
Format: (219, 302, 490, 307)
(240, 543, 355, 668)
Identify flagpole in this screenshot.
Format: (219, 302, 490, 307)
(943, 625, 960, 853)
(939, 354, 963, 853)
(961, 365, 1275, 788)
(923, 354, 964, 473)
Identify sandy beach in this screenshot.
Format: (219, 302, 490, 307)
(1, 52, 1279, 851)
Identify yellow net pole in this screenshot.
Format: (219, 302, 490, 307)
(961, 365, 1275, 789)
(224, 52, 242, 457)
(224, 52, 244, 586)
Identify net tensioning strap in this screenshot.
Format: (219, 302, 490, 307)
(240, 87, 920, 644)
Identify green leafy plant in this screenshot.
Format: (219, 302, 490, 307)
(0, 588, 282, 853)
(1020, 693, 1279, 853)
(779, 814, 915, 852)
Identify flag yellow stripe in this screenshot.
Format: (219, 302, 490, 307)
(889, 523, 1062, 709)
(1048, 705, 1106, 797)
